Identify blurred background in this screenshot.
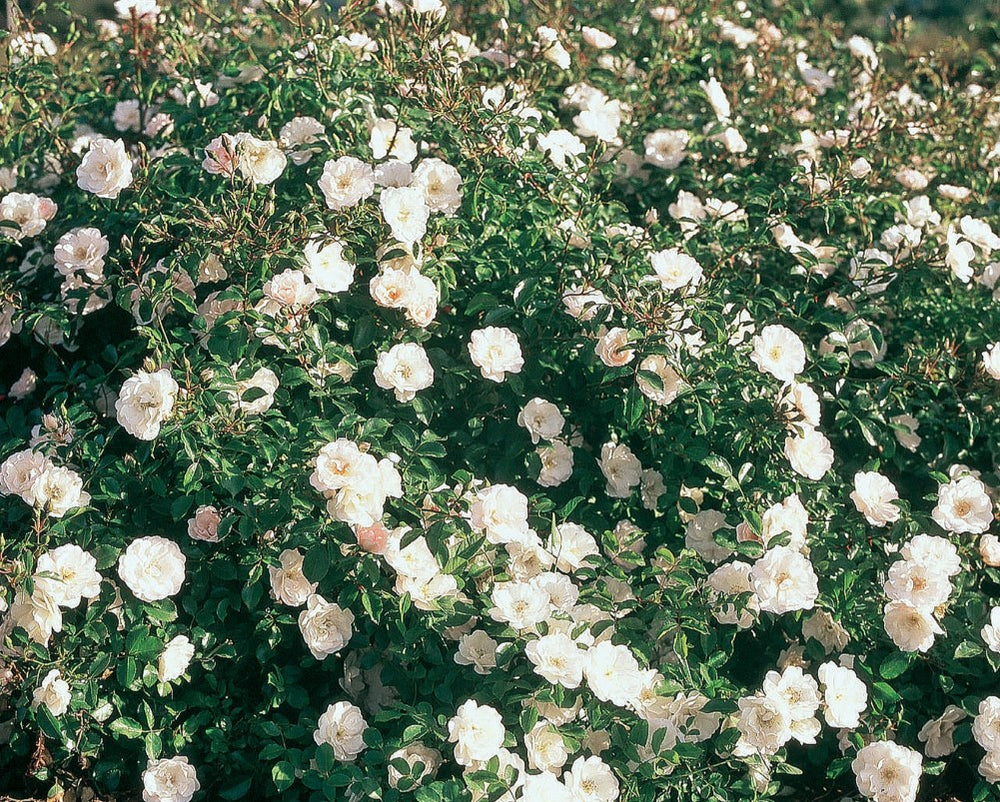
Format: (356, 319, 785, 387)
(1, 0, 998, 45)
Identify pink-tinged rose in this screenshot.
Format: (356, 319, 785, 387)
(736, 521, 762, 544)
(188, 505, 221, 542)
(355, 522, 389, 554)
(202, 134, 239, 176)
(263, 269, 319, 307)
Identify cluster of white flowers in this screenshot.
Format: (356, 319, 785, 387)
(309, 438, 403, 527)
(6, 543, 101, 647)
(0, 448, 90, 518)
(882, 534, 959, 653)
(6, 1, 1000, 799)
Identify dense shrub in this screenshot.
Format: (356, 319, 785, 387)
(2, 1, 1000, 800)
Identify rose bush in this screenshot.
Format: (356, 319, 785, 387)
(1, 1, 1000, 800)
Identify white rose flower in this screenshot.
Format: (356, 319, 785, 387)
(584, 641, 643, 707)
(537, 129, 586, 170)
(525, 632, 586, 688)
(54, 227, 109, 279)
(374, 159, 413, 188)
(582, 26, 616, 49)
(31, 465, 90, 518)
(918, 705, 965, 758)
(548, 522, 599, 573)
(762, 665, 821, 743)
(733, 695, 792, 757)
(561, 285, 609, 320)
(802, 609, 849, 653)
(314, 701, 368, 761)
(118, 536, 186, 602)
(298, 593, 355, 660)
(116, 0, 160, 21)
(960, 215, 1000, 252)
(983, 343, 1000, 380)
(0, 449, 50, 504)
(784, 426, 834, 480)
(751, 324, 806, 383)
(932, 475, 993, 534)
(412, 158, 463, 215)
(279, 115, 326, 164)
(0, 192, 57, 240)
(158, 635, 195, 682)
(760, 494, 809, 550)
(974, 696, 1000, 754)
(383, 531, 441, 582)
(643, 129, 689, 169)
(521, 770, 574, 802)
(489, 581, 551, 630)
(850, 471, 900, 527)
(852, 741, 922, 802)
(454, 630, 498, 675)
(884, 559, 952, 611)
(76, 138, 133, 199)
(983, 607, 1000, 653)
(318, 156, 375, 210)
(981, 535, 1000, 567)
(594, 327, 634, 367)
(707, 561, 758, 628)
(10, 585, 63, 645)
(882, 600, 942, 653)
(750, 546, 819, 614)
(9, 31, 57, 63)
(468, 326, 524, 382)
(637, 354, 683, 406)
(685, 509, 733, 563)
(598, 441, 642, 498)
(980, 751, 1000, 784)
(115, 369, 179, 440)
(141, 756, 200, 802)
(817, 661, 867, 729)
(374, 342, 434, 402)
(525, 721, 569, 773)
(303, 240, 355, 293)
(269, 548, 317, 606)
(380, 185, 430, 246)
(230, 367, 279, 416)
(448, 699, 506, 766)
(849, 157, 872, 177)
(32, 669, 71, 716)
(700, 76, 732, 120)
(536, 26, 571, 69)
(517, 398, 565, 444)
(537, 440, 575, 487)
(900, 534, 961, 576)
(565, 755, 619, 802)
(650, 248, 704, 291)
(387, 743, 441, 788)
(469, 484, 531, 544)
(263, 268, 318, 307)
(369, 118, 418, 163)
(236, 134, 286, 185)
(34, 544, 102, 608)
(10, 367, 37, 400)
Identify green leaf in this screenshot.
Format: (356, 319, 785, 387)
(302, 544, 332, 584)
(954, 640, 983, 659)
(219, 778, 253, 800)
(109, 717, 144, 739)
(272, 761, 296, 792)
(879, 652, 911, 679)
